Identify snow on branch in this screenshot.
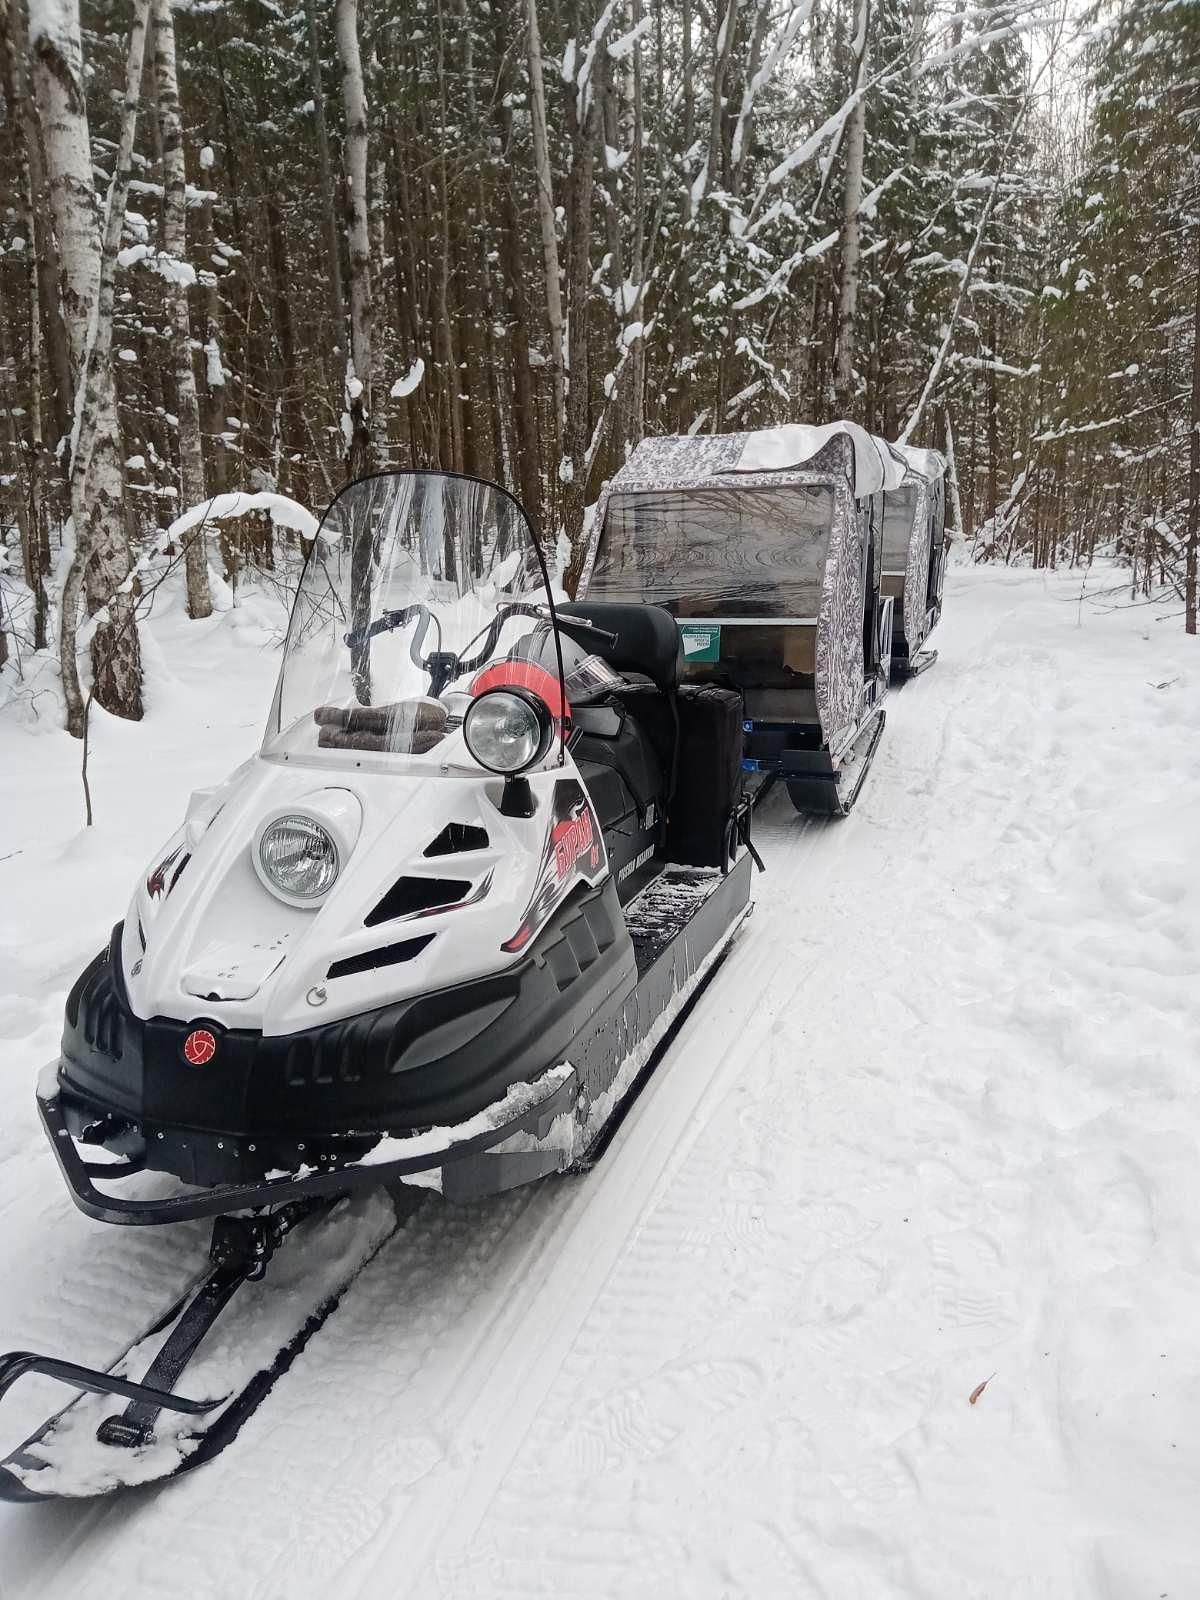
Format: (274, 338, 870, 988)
(765, 90, 864, 191)
(574, 0, 619, 121)
(732, 230, 837, 311)
(117, 243, 196, 288)
(168, 492, 319, 544)
(79, 493, 314, 638)
(917, 8, 1045, 75)
(608, 15, 651, 59)
(858, 166, 903, 221)
(127, 177, 218, 208)
(732, 0, 813, 171)
(390, 358, 425, 399)
(949, 352, 1039, 378)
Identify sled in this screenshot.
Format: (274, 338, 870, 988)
(580, 420, 900, 817)
(881, 443, 948, 683)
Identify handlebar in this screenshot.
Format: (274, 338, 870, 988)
(343, 605, 422, 652)
(344, 600, 619, 695)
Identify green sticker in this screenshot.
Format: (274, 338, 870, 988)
(679, 621, 721, 662)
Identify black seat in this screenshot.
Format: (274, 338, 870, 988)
(558, 602, 679, 694)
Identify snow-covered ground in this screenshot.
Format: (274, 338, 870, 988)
(1, 567, 1198, 1597)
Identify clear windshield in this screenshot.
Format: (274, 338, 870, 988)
(264, 471, 563, 771)
(882, 483, 918, 571)
(590, 485, 835, 619)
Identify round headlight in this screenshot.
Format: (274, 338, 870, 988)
(463, 688, 552, 775)
(258, 814, 339, 900)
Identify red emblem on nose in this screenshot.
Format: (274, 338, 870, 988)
(183, 1028, 217, 1067)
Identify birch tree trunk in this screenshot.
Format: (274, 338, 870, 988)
(562, 11, 607, 553)
(2, 0, 73, 455)
(31, 0, 146, 733)
(0, 333, 44, 656)
(152, 0, 212, 619)
(623, 0, 647, 450)
(943, 406, 965, 539)
(525, 0, 566, 456)
(433, 0, 464, 473)
(196, 174, 230, 503)
(304, 0, 348, 362)
(834, 0, 869, 412)
(495, 8, 541, 521)
(335, 0, 376, 477)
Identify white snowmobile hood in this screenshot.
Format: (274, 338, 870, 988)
(122, 753, 590, 1037)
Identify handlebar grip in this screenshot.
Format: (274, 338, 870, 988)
(344, 605, 420, 651)
(557, 615, 619, 648)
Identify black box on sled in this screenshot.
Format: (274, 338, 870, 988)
(616, 682, 743, 870)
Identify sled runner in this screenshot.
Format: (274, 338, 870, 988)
(581, 421, 899, 816)
(0, 470, 754, 1502)
(881, 443, 948, 682)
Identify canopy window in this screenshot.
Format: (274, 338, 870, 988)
(881, 484, 919, 572)
(591, 486, 836, 619)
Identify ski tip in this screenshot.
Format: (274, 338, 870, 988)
(0, 1461, 54, 1504)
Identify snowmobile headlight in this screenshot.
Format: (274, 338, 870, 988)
(257, 814, 340, 901)
(463, 688, 552, 775)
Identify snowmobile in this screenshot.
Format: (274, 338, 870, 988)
(881, 443, 948, 681)
(0, 469, 755, 1503)
(580, 421, 901, 816)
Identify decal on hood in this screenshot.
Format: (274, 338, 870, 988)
(501, 780, 606, 953)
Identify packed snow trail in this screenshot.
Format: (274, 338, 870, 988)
(1, 569, 1199, 1597)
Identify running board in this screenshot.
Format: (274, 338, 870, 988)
(440, 856, 754, 1197)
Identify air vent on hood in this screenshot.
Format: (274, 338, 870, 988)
(327, 933, 435, 981)
(423, 823, 489, 857)
(364, 876, 472, 927)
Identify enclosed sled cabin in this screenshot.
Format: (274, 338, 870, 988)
(582, 423, 902, 815)
(881, 444, 948, 680)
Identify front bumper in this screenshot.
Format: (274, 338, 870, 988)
(59, 881, 631, 1175)
(38, 1060, 580, 1226)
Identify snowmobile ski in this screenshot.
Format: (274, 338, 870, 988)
(0, 1192, 409, 1503)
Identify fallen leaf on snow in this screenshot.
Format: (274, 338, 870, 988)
(969, 1375, 995, 1406)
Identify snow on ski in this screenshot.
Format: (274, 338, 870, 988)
(0, 1193, 400, 1501)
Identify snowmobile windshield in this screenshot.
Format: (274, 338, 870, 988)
(263, 471, 566, 772)
(590, 484, 835, 619)
(882, 483, 919, 572)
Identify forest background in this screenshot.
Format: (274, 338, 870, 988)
(0, 0, 1195, 734)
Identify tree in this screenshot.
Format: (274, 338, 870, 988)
(152, 0, 213, 618)
(335, 0, 375, 478)
(30, 0, 148, 733)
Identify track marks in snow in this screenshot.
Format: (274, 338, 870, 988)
(928, 1228, 1019, 1342)
(4, 571, 1200, 1598)
(564, 1358, 763, 1473)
